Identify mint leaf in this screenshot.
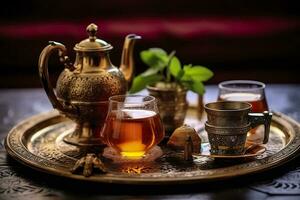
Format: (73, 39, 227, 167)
(184, 66, 213, 82)
(180, 74, 191, 81)
(141, 68, 160, 76)
(140, 48, 168, 69)
(169, 56, 181, 77)
(149, 48, 167, 56)
(180, 65, 193, 81)
(176, 69, 185, 80)
(136, 48, 212, 94)
(183, 64, 192, 70)
(181, 81, 205, 95)
(191, 81, 205, 95)
(129, 74, 163, 93)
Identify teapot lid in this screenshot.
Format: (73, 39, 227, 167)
(74, 23, 113, 52)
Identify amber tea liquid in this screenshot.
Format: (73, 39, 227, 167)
(218, 92, 268, 112)
(103, 109, 164, 157)
(219, 92, 269, 136)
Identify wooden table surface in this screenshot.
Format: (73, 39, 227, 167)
(1, 85, 300, 200)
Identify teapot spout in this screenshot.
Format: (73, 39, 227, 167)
(120, 34, 141, 85)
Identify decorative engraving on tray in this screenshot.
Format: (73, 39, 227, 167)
(4, 111, 300, 183)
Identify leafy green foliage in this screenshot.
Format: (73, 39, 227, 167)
(130, 74, 163, 94)
(129, 48, 213, 95)
(183, 66, 214, 82)
(140, 48, 168, 70)
(169, 56, 181, 77)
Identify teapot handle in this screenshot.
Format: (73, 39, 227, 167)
(38, 41, 74, 112)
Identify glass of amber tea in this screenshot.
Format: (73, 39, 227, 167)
(102, 95, 165, 158)
(218, 80, 269, 139)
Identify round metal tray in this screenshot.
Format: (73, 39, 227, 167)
(5, 109, 300, 184)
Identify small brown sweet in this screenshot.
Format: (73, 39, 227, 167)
(167, 124, 201, 153)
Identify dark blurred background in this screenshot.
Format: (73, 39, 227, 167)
(1, 0, 300, 88)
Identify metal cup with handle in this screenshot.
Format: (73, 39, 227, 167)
(204, 101, 272, 155)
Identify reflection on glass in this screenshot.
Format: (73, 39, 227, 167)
(102, 95, 164, 158)
(218, 80, 269, 113)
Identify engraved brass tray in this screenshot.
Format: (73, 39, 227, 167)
(5, 109, 300, 185)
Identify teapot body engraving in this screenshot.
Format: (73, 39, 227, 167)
(38, 23, 141, 146)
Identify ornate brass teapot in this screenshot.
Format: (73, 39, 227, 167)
(38, 23, 141, 146)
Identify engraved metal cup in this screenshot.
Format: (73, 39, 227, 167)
(205, 123, 251, 155)
(204, 101, 272, 155)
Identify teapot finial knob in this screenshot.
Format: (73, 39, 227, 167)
(86, 23, 98, 40)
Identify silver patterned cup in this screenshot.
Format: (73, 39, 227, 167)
(204, 101, 272, 155)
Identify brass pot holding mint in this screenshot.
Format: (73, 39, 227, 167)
(147, 83, 188, 133)
(130, 48, 213, 135)
(38, 23, 141, 146)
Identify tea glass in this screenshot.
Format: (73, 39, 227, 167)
(218, 80, 269, 113)
(102, 95, 165, 158)
(218, 80, 269, 141)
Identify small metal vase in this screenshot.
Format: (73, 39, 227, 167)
(147, 83, 188, 136)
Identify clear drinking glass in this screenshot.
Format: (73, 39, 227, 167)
(102, 95, 164, 158)
(218, 80, 269, 113)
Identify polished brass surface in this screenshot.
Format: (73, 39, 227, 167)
(74, 23, 113, 52)
(120, 34, 142, 85)
(5, 110, 300, 184)
(147, 85, 188, 134)
(71, 153, 107, 177)
(198, 143, 266, 158)
(38, 23, 141, 146)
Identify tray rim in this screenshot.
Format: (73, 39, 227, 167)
(5, 110, 300, 185)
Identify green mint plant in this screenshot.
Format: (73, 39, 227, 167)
(129, 48, 213, 95)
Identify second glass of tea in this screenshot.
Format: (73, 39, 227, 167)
(218, 80, 269, 139)
(218, 80, 268, 112)
(102, 95, 165, 158)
